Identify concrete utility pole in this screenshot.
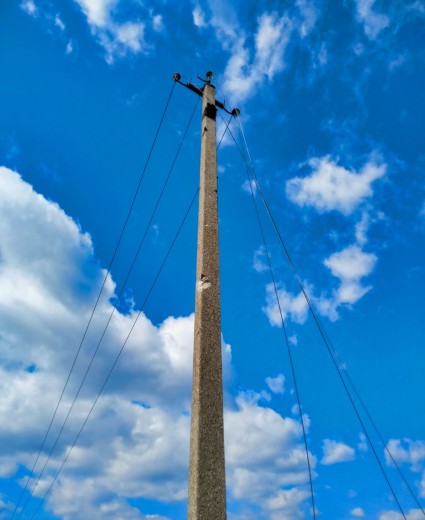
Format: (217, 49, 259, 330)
(173, 71, 238, 520)
(188, 73, 226, 520)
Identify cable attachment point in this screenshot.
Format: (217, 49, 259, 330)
(197, 71, 214, 85)
(172, 72, 181, 81)
(232, 108, 240, 117)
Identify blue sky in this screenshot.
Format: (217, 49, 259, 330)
(0, 0, 425, 519)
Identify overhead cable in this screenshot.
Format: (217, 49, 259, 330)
(14, 93, 198, 519)
(225, 111, 410, 519)
(28, 187, 199, 520)
(238, 125, 316, 517)
(24, 109, 232, 519)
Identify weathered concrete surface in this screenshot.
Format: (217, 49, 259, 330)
(188, 82, 227, 520)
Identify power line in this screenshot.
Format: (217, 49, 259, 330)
(10, 81, 176, 519)
(227, 112, 410, 519)
(235, 114, 425, 516)
(20, 108, 232, 519)
(28, 187, 200, 520)
(14, 94, 198, 519)
(238, 127, 316, 518)
(331, 343, 425, 515)
(217, 113, 233, 150)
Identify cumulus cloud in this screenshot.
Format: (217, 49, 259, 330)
(192, 4, 207, 28)
(355, 0, 390, 40)
(222, 12, 293, 104)
(265, 374, 285, 394)
(262, 216, 377, 325)
(325, 245, 376, 282)
(262, 241, 377, 326)
(385, 439, 425, 473)
(286, 154, 382, 321)
(0, 166, 315, 519)
(0, 166, 197, 514)
(315, 244, 377, 320)
(242, 178, 257, 197)
(351, 507, 365, 517)
(379, 510, 425, 520)
(286, 156, 386, 215)
(321, 439, 355, 465)
(252, 245, 268, 273)
(263, 283, 309, 326)
(75, 0, 117, 27)
(74, 0, 149, 62)
(226, 391, 316, 519)
(20, 0, 37, 16)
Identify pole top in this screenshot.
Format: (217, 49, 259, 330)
(173, 70, 240, 116)
(205, 71, 214, 83)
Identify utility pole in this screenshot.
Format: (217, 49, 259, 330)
(172, 71, 238, 520)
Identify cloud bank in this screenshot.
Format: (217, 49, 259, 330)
(0, 166, 316, 519)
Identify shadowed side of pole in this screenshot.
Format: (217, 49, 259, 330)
(188, 80, 227, 519)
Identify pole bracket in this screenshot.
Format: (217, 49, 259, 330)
(172, 71, 240, 117)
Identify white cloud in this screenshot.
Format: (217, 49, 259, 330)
(252, 245, 268, 273)
(242, 179, 257, 197)
(193, 5, 207, 28)
(216, 117, 233, 148)
(263, 241, 376, 325)
(389, 54, 406, 72)
(223, 13, 293, 104)
(0, 166, 315, 519)
(66, 40, 75, 55)
(357, 432, 368, 452)
(0, 166, 195, 514)
(355, 212, 370, 246)
(296, 0, 318, 38)
(316, 42, 328, 66)
(74, 0, 147, 62)
(152, 14, 164, 33)
(112, 22, 145, 52)
(286, 156, 386, 215)
(205, 3, 319, 105)
(263, 283, 309, 327)
(351, 507, 365, 517)
(324, 245, 376, 283)
(264, 487, 311, 520)
(385, 439, 425, 473)
(379, 510, 425, 520)
(317, 244, 377, 320)
(321, 439, 355, 465)
(75, 0, 117, 27)
(289, 335, 298, 346)
(226, 391, 316, 519)
(355, 0, 390, 40)
(265, 374, 285, 395)
(20, 0, 37, 16)
(55, 14, 66, 31)
(263, 208, 378, 324)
